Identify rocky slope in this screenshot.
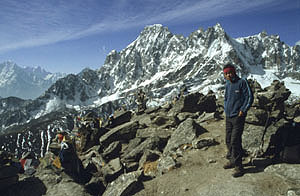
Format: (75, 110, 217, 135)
(1, 79, 300, 196)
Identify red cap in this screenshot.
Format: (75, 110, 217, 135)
(223, 67, 236, 74)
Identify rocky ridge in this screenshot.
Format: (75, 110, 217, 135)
(1, 79, 300, 196)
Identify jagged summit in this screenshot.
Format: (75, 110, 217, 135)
(140, 24, 169, 35)
(0, 61, 66, 99)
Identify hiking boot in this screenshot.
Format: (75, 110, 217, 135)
(223, 162, 234, 169)
(225, 152, 231, 160)
(232, 166, 244, 178)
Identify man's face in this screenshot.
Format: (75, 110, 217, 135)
(224, 70, 235, 82)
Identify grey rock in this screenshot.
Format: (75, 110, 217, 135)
(122, 137, 143, 155)
(157, 155, 176, 175)
(192, 137, 218, 149)
(136, 127, 174, 139)
(246, 108, 268, 125)
(163, 118, 205, 155)
(122, 136, 161, 162)
(100, 120, 139, 147)
(177, 112, 198, 123)
(265, 164, 300, 183)
(152, 115, 177, 128)
(196, 112, 216, 123)
(102, 170, 142, 196)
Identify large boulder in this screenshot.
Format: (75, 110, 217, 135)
(122, 136, 161, 163)
(105, 110, 132, 128)
(169, 92, 217, 114)
(256, 80, 291, 118)
(136, 127, 174, 139)
(102, 141, 122, 161)
(163, 118, 206, 155)
(246, 108, 268, 125)
(99, 121, 139, 147)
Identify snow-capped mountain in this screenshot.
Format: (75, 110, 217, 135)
(0, 23, 300, 134)
(97, 24, 300, 100)
(0, 61, 66, 99)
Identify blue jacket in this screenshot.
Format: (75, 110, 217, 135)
(224, 76, 253, 118)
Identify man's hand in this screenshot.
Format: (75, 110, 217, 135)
(238, 111, 244, 117)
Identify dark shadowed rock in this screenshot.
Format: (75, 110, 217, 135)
(197, 91, 217, 113)
(84, 177, 106, 196)
(1, 176, 46, 196)
(168, 92, 217, 117)
(107, 110, 132, 128)
(256, 80, 291, 118)
(102, 141, 122, 161)
(171, 92, 203, 113)
(0, 166, 19, 191)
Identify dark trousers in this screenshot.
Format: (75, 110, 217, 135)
(225, 115, 246, 167)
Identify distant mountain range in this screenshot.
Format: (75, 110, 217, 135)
(0, 61, 66, 99)
(0, 23, 299, 156)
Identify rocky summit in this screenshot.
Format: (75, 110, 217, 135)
(0, 79, 300, 196)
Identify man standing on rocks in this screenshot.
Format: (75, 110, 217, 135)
(223, 63, 253, 177)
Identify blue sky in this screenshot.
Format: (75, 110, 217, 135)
(0, 0, 299, 74)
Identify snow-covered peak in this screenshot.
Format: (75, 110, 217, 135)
(137, 24, 173, 42)
(213, 23, 225, 34)
(0, 61, 66, 99)
(142, 24, 165, 32)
